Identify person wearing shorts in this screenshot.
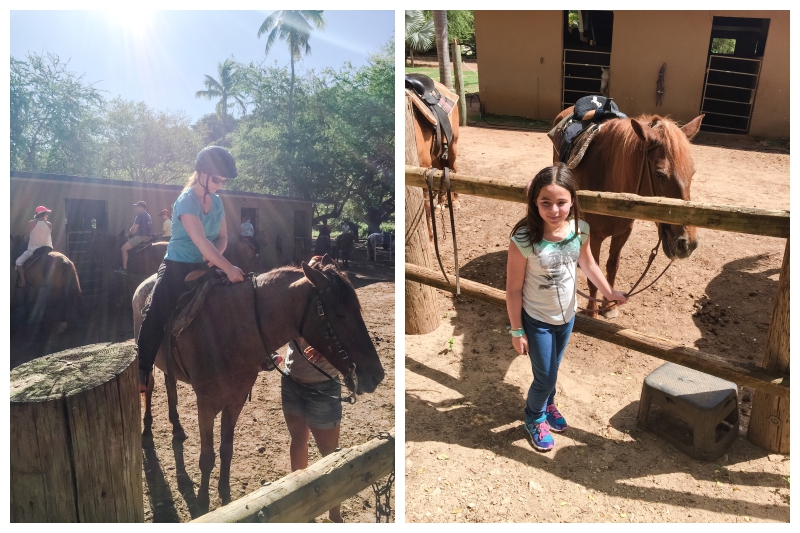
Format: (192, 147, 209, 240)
(115, 201, 152, 274)
(281, 338, 343, 522)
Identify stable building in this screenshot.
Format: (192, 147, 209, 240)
(11, 170, 320, 293)
(473, 10, 789, 137)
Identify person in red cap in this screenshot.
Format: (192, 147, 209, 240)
(15, 206, 53, 287)
(115, 201, 152, 274)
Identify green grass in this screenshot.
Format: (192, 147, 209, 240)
(467, 112, 553, 131)
(405, 66, 479, 94)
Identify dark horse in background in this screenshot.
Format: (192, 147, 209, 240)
(94, 231, 167, 306)
(223, 237, 260, 274)
(553, 108, 704, 318)
(132, 254, 384, 513)
(11, 236, 82, 335)
(335, 231, 355, 268)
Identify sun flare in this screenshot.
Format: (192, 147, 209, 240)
(104, 9, 154, 37)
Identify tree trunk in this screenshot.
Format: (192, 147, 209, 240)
(433, 11, 452, 90)
(450, 39, 467, 127)
(405, 96, 441, 335)
(747, 238, 790, 453)
(10, 342, 143, 522)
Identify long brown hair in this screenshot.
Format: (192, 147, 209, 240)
(510, 163, 584, 246)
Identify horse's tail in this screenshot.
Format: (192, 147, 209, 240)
(63, 258, 83, 320)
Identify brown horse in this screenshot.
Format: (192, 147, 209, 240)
(335, 231, 355, 268)
(223, 237, 260, 274)
(16, 251, 82, 333)
(128, 240, 168, 277)
(553, 108, 704, 318)
(132, 254, 384, 513)
(410, 80, 461, 243)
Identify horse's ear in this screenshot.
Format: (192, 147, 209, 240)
(301, 261, 331, 288)
(681, 115, 704, 142)
(630, 119, 660, 145)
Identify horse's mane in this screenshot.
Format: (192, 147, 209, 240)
(599, 115, 695, 187)
(258, 263, 356, 295)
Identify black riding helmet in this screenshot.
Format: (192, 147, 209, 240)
(195, 146, 238, 179)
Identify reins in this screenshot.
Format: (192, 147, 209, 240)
(251, 273, 357, 404)
(577, 142, 673, 313)
(426, 167, 461, 296)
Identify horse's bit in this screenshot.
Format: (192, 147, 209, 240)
(576, 142, 674, 312)
(251, 273, 357, 404)
(426, 168, 461, 296)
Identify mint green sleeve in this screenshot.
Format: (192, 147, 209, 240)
(510, 230, 533, 258)
(578, 219, 590, 246)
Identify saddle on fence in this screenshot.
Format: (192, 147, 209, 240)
(548, 96, 628, 169)
(405, 73, 459, 162)
(23, 246, 54, 268)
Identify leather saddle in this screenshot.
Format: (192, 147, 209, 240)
(405, 73, 458, 163)
(548, 96, 628, 168)
(24, 246, 53, 268)
(130, 236, 155, 255)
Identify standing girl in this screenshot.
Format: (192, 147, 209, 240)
(137, 146, 245, 391)
(506, 164, 627, 451)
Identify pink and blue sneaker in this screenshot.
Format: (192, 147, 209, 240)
(546, 403, 568, 433)
(525, 419, 555, 452)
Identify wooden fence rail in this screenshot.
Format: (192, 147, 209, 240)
(192, 430, 394, 523)
(405, 165, 790, 238)
(406, 263, 789, 400)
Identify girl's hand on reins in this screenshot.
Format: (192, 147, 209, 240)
(225, 265, 245, 283)
(512, 334, 529, 356)
(609, 290, 628, 305)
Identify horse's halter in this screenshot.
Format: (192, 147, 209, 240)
(251, 270, 357, 404)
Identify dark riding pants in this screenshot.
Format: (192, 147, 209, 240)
(137, 259, 206, 373)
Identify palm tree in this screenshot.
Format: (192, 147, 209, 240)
(195, 58, 247, 134)
(257, 10, 325, 137)
(405, 10, 434, 68)
(433, 11, 452, 90)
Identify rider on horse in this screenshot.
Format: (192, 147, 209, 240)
(136, 146, 247, 392)
(15, 205, 53, 288)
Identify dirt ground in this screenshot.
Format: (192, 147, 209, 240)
(10, 258, 395, 523)
(404, 124, 790, 523)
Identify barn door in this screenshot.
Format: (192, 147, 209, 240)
(700, 17, 770, 134)
(562, 10, 614, 109)
(64, 198, 108, 294)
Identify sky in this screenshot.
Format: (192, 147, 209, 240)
(10, 9, 395, 122)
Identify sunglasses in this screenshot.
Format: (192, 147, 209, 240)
(208, 175, 227, 186)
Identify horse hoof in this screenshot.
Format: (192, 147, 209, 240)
(172, 428, 188, 442)
(219, 488, 231, 506)
(601, 307, 618, 319)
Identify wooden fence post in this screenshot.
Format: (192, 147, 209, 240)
(451, 39, 468, 127)
(747, 238, 790, 453)
(11, 342, 143, 522)
(405, 96, 441, 335)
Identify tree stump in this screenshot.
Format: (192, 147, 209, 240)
(405, 95, 441, 335)
(11, 342, 143, 522)
(747, 239, 790, 453)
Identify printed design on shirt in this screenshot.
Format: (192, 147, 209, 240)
(534, 236, 581, 292)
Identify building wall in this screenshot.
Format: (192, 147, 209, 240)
(474, 10, 789, 137)
(10, 175, 314, 272)
(474, 11, 564, 122)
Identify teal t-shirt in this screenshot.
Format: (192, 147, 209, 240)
(164, 188, 225, 263)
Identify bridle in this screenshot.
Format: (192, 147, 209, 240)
(576, 142, 674, 312)
(251, 272, 357, 404)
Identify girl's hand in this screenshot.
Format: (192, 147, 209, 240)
(225, 265, 245, 283)
(608, 290, 628, 305)
(512, 334, 529, 355)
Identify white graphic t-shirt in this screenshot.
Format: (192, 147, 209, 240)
(511, 218, 590, 325)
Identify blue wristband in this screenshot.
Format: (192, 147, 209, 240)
(510, 328, 525, 337)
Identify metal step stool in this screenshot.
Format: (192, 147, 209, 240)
(637, 362, 739, 461)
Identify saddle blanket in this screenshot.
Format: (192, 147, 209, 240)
(24, 246, 54, 268)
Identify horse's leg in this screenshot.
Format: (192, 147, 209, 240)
(584, 235, 605, 319)
(195, 403, 216, 514)
(142, 371, 155, 448)
(600, 225, 633, 319)
(218, 398, 246, 506)
(165, 372, 187, 442)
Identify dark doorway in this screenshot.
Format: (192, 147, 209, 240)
(700, 17, 770, 134)
(241, 207, 258, 236)
(293, 210, 309, 264)
(562, 11, 614, 109)
(64, 198, 108, 294)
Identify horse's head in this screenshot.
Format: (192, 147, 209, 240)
(298, 254, 384, 394)
(631, 114, 704, 259)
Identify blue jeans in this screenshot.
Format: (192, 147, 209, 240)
(523, 311, 575, 424)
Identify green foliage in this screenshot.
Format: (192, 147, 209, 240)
(405, 10, 435, 53)
(422, 10, 475, 57)
(194, 57, 248, 126)
(568, 11, 580, 30)
(711, 38, 736, 55)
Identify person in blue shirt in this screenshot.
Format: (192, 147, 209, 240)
(136, 146, 245, 391)
(115, 201, 152, 274)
